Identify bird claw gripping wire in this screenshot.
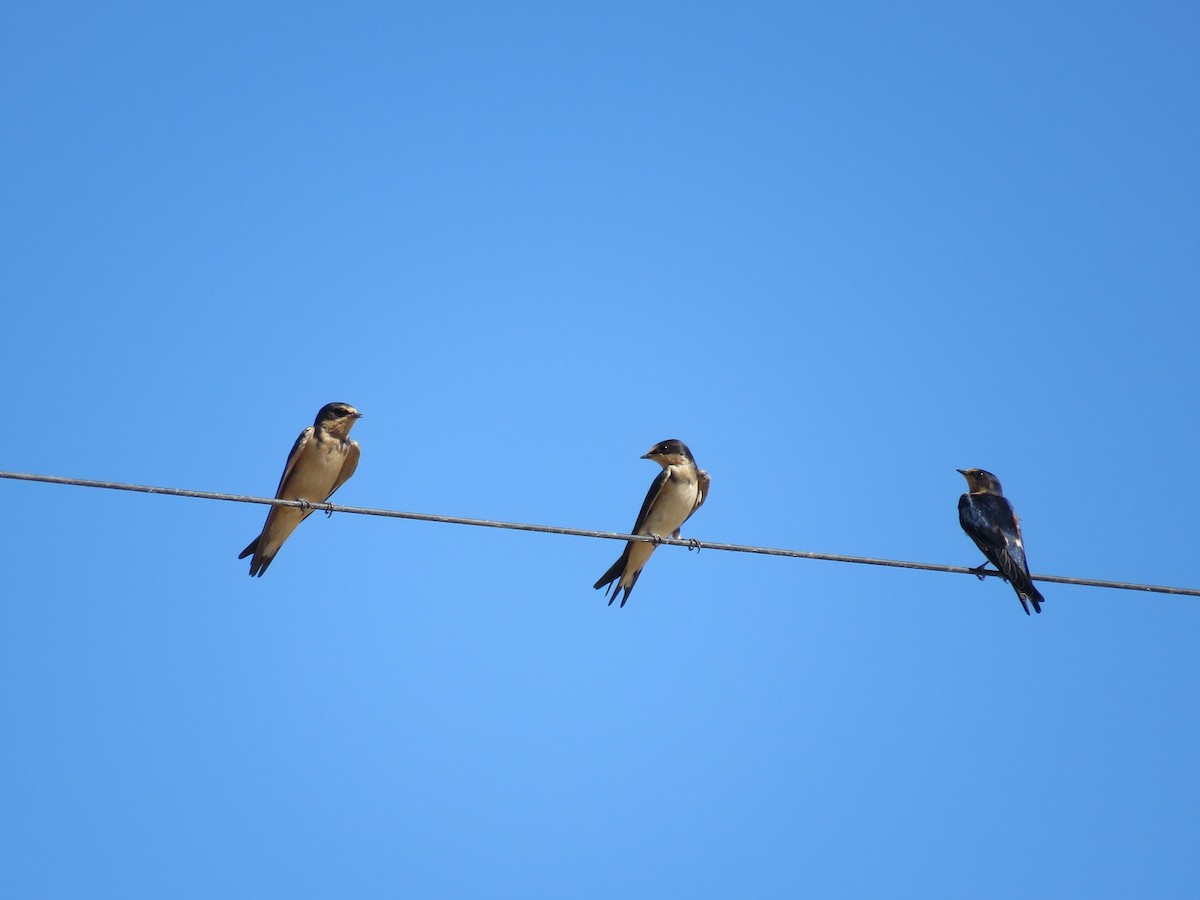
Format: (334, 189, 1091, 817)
(969, 562, 995, 581)
(686, 538, 702, 553)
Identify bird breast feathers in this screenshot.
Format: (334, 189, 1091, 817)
(639, 469, 699, 536)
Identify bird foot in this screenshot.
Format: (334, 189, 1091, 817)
(297, 499, 313, 512)
(648, 533, 664, 545)
(969, 562, 994, 581)
(323, 503, 335, 518)
(686, 538, 702, 552)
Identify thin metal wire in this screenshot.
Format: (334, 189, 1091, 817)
(2, 469, 1197, 598)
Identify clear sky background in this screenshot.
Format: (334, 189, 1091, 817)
(3, 2, 1198, 897)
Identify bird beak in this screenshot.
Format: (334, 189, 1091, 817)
(956, 468, 967, 475)
(640, 452, 653, 460)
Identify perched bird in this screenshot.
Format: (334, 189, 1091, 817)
(239, 402, 362, 577)
(594, 439, 710, 607)
(957, 467, 1044, 615)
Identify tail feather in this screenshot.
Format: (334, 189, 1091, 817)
(248, 552, 275, 578)
(593, 559, 624, 592)
(238, 535, 275, 577)
(594, 544, 636, 607)
(617, 571, 640, 607)
(593, 544, 631, 591)
(994, 552, 1044, 617)
(1023, 584, 1044, 615)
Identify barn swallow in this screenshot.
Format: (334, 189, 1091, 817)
(594, 439, 710, 607)
(957, 467, 1044, 615)
(239, 402, 362, 577)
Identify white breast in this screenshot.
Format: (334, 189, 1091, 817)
(638, 467, 699, 537)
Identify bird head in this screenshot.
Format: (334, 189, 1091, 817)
(642, 439, 696, 468)
(957, 467, 1003, 494)
(315, 402, 363, 438)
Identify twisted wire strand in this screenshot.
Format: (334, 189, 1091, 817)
(2, 470, 1196, 597)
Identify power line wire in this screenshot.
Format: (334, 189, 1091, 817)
(2, 469, 1196, 598)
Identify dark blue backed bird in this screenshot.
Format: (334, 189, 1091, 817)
(594, 439, 710, 607)
(957, 467, 1044, 615)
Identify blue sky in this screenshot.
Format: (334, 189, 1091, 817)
(3, 2, 1198, 897)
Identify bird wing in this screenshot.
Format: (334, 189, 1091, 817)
(998, 510, 1042, 603)
(274, 426, 315, 498)
(630, 468, 671, 535)
(327, 439, 361, 500)
(593, 468, 669, 600)
(960, 493, 1025, 576)
(690, 468, 710, 520)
